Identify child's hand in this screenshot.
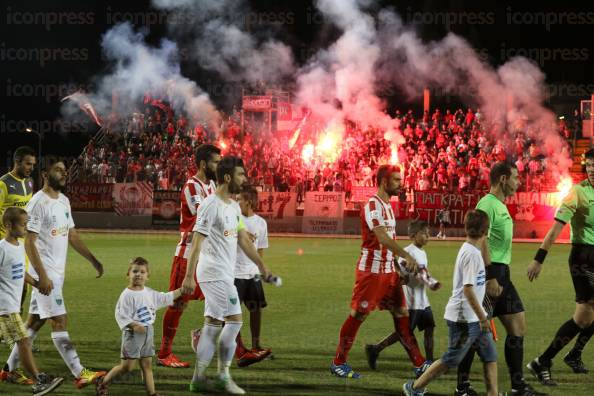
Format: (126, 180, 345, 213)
(430, 282, 442, 291)
(131, 324, 146, 334)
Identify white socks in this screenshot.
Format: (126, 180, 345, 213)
(217, 321, 242, 378)
(7, 328, 37, 371)
(192, 323, 222, 383)
(51, 331, 83, 378)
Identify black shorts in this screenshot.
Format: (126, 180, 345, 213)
(486, 263, 524, 317)
(569, 244, 594, 303)
(409, 307, 435, 331)
(234, 278, 267, 310)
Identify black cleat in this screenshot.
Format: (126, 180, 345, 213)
(527, 358, 557, 387)
(563, 352, 588, 374)
(454, 382, 478, 396)
(364, 344, 380, 370)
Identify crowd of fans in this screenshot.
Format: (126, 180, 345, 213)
(74, 101, 574, 197)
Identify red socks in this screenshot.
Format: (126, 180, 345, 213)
(334, 315, 363, 365)
(394, 316, 425, 367)
(159, 307, 182, 358)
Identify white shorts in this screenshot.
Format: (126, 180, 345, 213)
(199, 280, 242, 321)
(29, 277, 66, 319)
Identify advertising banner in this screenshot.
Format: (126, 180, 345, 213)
(152, 190, 180, 226)
(67, 183, 114, 212)
(113, 182, 153, 216)
(302, 192, 345, 233)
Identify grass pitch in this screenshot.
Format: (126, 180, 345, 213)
(1, 233, 592, 395)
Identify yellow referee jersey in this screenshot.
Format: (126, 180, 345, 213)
(0, 172, 34, 238)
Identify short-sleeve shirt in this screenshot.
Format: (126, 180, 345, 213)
(476, 193, 513, 265)
(0, 240, 26, 315)
(26, 191, 75, 280)
(114, 287, 175, 330)
(357, 195, 396, 274)
(444, 242, 487, 323)
(235, 214, 268, 280)
(176, 177, 216, 258)
(193, 194, 246, 283)
(554, 179, 594, 246)
(399, 244, 431, 310)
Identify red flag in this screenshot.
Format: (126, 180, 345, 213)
(61, 91, 102, 126)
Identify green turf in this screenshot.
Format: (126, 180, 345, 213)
(1, 233, 592, 395)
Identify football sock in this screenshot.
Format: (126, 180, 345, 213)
(51, 331, 84, 378)
(192, 323, 222, 382)
(218, 322, 242, 378)
(7, 328, 37, 371)
(394, 316, 425, 367)
(568, 322, 594, 357)
(505, 335, 525, 389)
(539, 319, 581, 365)
(159, 307, 182, 358)
(333, 315, 363, 365)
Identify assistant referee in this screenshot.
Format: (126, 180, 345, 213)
(527, 148, 594, 385)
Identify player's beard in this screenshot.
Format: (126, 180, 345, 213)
(386, 185, 400, 197)
(228, 179, 242, 194)
(205, 167, 216, 182)
(48, 174, 65, 192)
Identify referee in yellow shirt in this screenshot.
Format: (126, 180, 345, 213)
(0, 146, 36, 311)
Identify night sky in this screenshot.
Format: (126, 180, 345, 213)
(1, 0, 593, 171)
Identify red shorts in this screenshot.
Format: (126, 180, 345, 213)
(350, 270, 406, 314)
(169, 255, 204, 301)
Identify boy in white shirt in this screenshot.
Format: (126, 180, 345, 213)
(234, 186, 272, 366)
(403, 210, 498, 396)
(0, 207, 64, 395)
(96, 257, 181, 396)
(365, 220, 441, 368)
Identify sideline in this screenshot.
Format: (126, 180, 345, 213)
(76, 228, 571, 244)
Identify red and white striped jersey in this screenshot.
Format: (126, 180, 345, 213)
(174, 176, 216, 258)
(357, 195, 396, 273)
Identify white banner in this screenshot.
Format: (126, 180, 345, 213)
(302, 192, 345, 233)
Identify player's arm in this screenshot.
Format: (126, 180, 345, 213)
(527, 220, 565, 281)
(373, 226, 418, 272)
(182, 232, 204, 295)
(238, 229, 270, 279)
(68, 228, 103, 278)
(257, 248, 264, 259)
(528, 185, 577, 281)
(24, 231, 53, 295)
(463, 284, 489, 331)
(24, 272, 38, 288)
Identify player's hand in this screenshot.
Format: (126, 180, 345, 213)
(131, 324, 146, 334)
(181, 276, 196, 295)
(479, 318, 491, 332)
(404, 255, 419, 273)
(93, 260, 104, 278)
(527, 260, 542, 282)
(261, 266, 272, 281)
(38, 276, 54, 296)
(486, 278, 502, 297)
